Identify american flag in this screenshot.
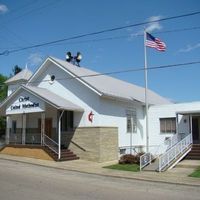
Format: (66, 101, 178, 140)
(145, 32, 166, 51)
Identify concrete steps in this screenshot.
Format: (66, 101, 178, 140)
(43, 147, 79, 161)
(185, 144, 200, 160)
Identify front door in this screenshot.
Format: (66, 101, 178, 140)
(45, 118, 52, 138)
(192, 117, 200, 144)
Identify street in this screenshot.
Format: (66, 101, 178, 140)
(0, 159, 199, 200)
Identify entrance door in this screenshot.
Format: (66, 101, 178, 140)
(192, 117, 200, 144)
(45, 118, 52, 138)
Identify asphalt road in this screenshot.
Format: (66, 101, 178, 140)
(0, 159, 199, 200)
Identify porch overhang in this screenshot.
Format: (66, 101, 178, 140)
(176, 110, 200, 115)
(0, 85, 84, 116)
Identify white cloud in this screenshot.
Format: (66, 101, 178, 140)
(126, 15, 163, 41)
(27, 53, 43, 67)
(0, 4, 8, 14)
(178, 43, 200, 53)
(145, 16, 162, 33)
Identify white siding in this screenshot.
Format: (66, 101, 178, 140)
(99, 98, 145, 147)
(148, 102, 200, 153)
(29, 63, 101, 127)
(27, 62, 147, 148)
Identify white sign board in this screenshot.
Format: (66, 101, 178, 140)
(6, 90, 45, 114)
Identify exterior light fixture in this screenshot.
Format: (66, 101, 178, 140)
(65, 51, 82, 67)
(49, 75, 55, 84)
(51, 75, 55, 82)
(66, 52, 72, 62)
(76, 52, 82, 64)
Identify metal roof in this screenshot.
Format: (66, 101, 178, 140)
(49, 57, 171, 105)
(0, 85, 84, 115)
(5, 68, 33, 84)
(24, 86, 84, 112)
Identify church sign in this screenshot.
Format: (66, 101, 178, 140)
(10, 97, 39, 111)
(6, 92, 44, 114)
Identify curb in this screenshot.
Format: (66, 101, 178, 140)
(0, 157, 200, 187)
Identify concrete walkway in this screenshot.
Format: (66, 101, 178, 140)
(0, 153, 200, 187)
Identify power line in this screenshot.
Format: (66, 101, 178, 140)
(1, 25, 199, 50)
(1, 60, 199, 88)
(39, 26, 200, 47)
(49, 60, 200, 80)
(1, 11, 200, 55)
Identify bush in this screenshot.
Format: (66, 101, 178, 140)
(119, 153, 143, 164)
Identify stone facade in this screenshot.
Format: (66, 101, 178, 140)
(64, 127, 118, 162)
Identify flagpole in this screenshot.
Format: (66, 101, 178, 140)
(144, 29, 149, 153)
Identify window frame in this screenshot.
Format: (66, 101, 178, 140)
(126, 109, 137, 133)
(160, 117, 176, 133)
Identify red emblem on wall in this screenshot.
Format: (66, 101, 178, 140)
(88, 111, 94, 123)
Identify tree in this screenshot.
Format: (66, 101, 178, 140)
(0, 74, 7, 133)
(0, 74, 7, 102)
(12, 65, 22, 75)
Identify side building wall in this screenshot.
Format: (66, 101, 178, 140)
(148, 102, 200, 154)
(98, 98, 146, 149)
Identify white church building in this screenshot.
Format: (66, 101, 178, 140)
(0, 56, 200, 166)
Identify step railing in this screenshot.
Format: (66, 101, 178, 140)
(140, 134, 179, 171)
(140, 152, 152, 171)
(43, 134, 59, 156)
(158, 133, 192, 172)
(165, 133, 179, 150)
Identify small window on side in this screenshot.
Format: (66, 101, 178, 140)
(160, 118, 176, 133)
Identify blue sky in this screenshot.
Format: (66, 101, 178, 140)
(0, 0, 199, 103)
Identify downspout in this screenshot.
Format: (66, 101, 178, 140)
(58, 110, 64, 160)
(176, 113, 179, 133)
(189, 114, 193, 143)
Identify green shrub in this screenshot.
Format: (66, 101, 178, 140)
(119, 153, 143, 164)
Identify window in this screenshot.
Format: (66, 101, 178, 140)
(126, 109, 137, 133)
(12, 120, 17, 134)
(160, 118, 176, 133)
(61, 111, 74, 131)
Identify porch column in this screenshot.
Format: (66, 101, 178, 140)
(189, 114, 193, 134)
(58, 110, 64, 160)
(176, 113, 179, 134)
(41, 112, 45, 145)
(22, 114, 26, 145)
(6, 116, 11, 144)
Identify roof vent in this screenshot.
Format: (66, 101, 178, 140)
(65, 51, 82, 67)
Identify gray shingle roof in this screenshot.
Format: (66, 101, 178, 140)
(49, 57, 171, 105)
(5, 68, 33, 84)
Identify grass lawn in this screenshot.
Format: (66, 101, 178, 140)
(103, 164, 140, 172)
(189, 167, 200, 178)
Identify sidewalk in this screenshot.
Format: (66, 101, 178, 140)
(0, 153, 200, 187)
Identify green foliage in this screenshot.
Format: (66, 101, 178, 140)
(103, 164, 139, 172)
(0, 74, 7, 102)
(189, 167, 200, 178)
(12, 65, 22, 75)
(0, 74, 7, 131)
(0, 117, 6, 133)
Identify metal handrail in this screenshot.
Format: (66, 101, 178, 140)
(140, 152, 151, 171)
(165, 133, 179, 150)
(158, 133, 192, 172)
(140, 133, 180, 171)
(43, 134, 59, 155)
